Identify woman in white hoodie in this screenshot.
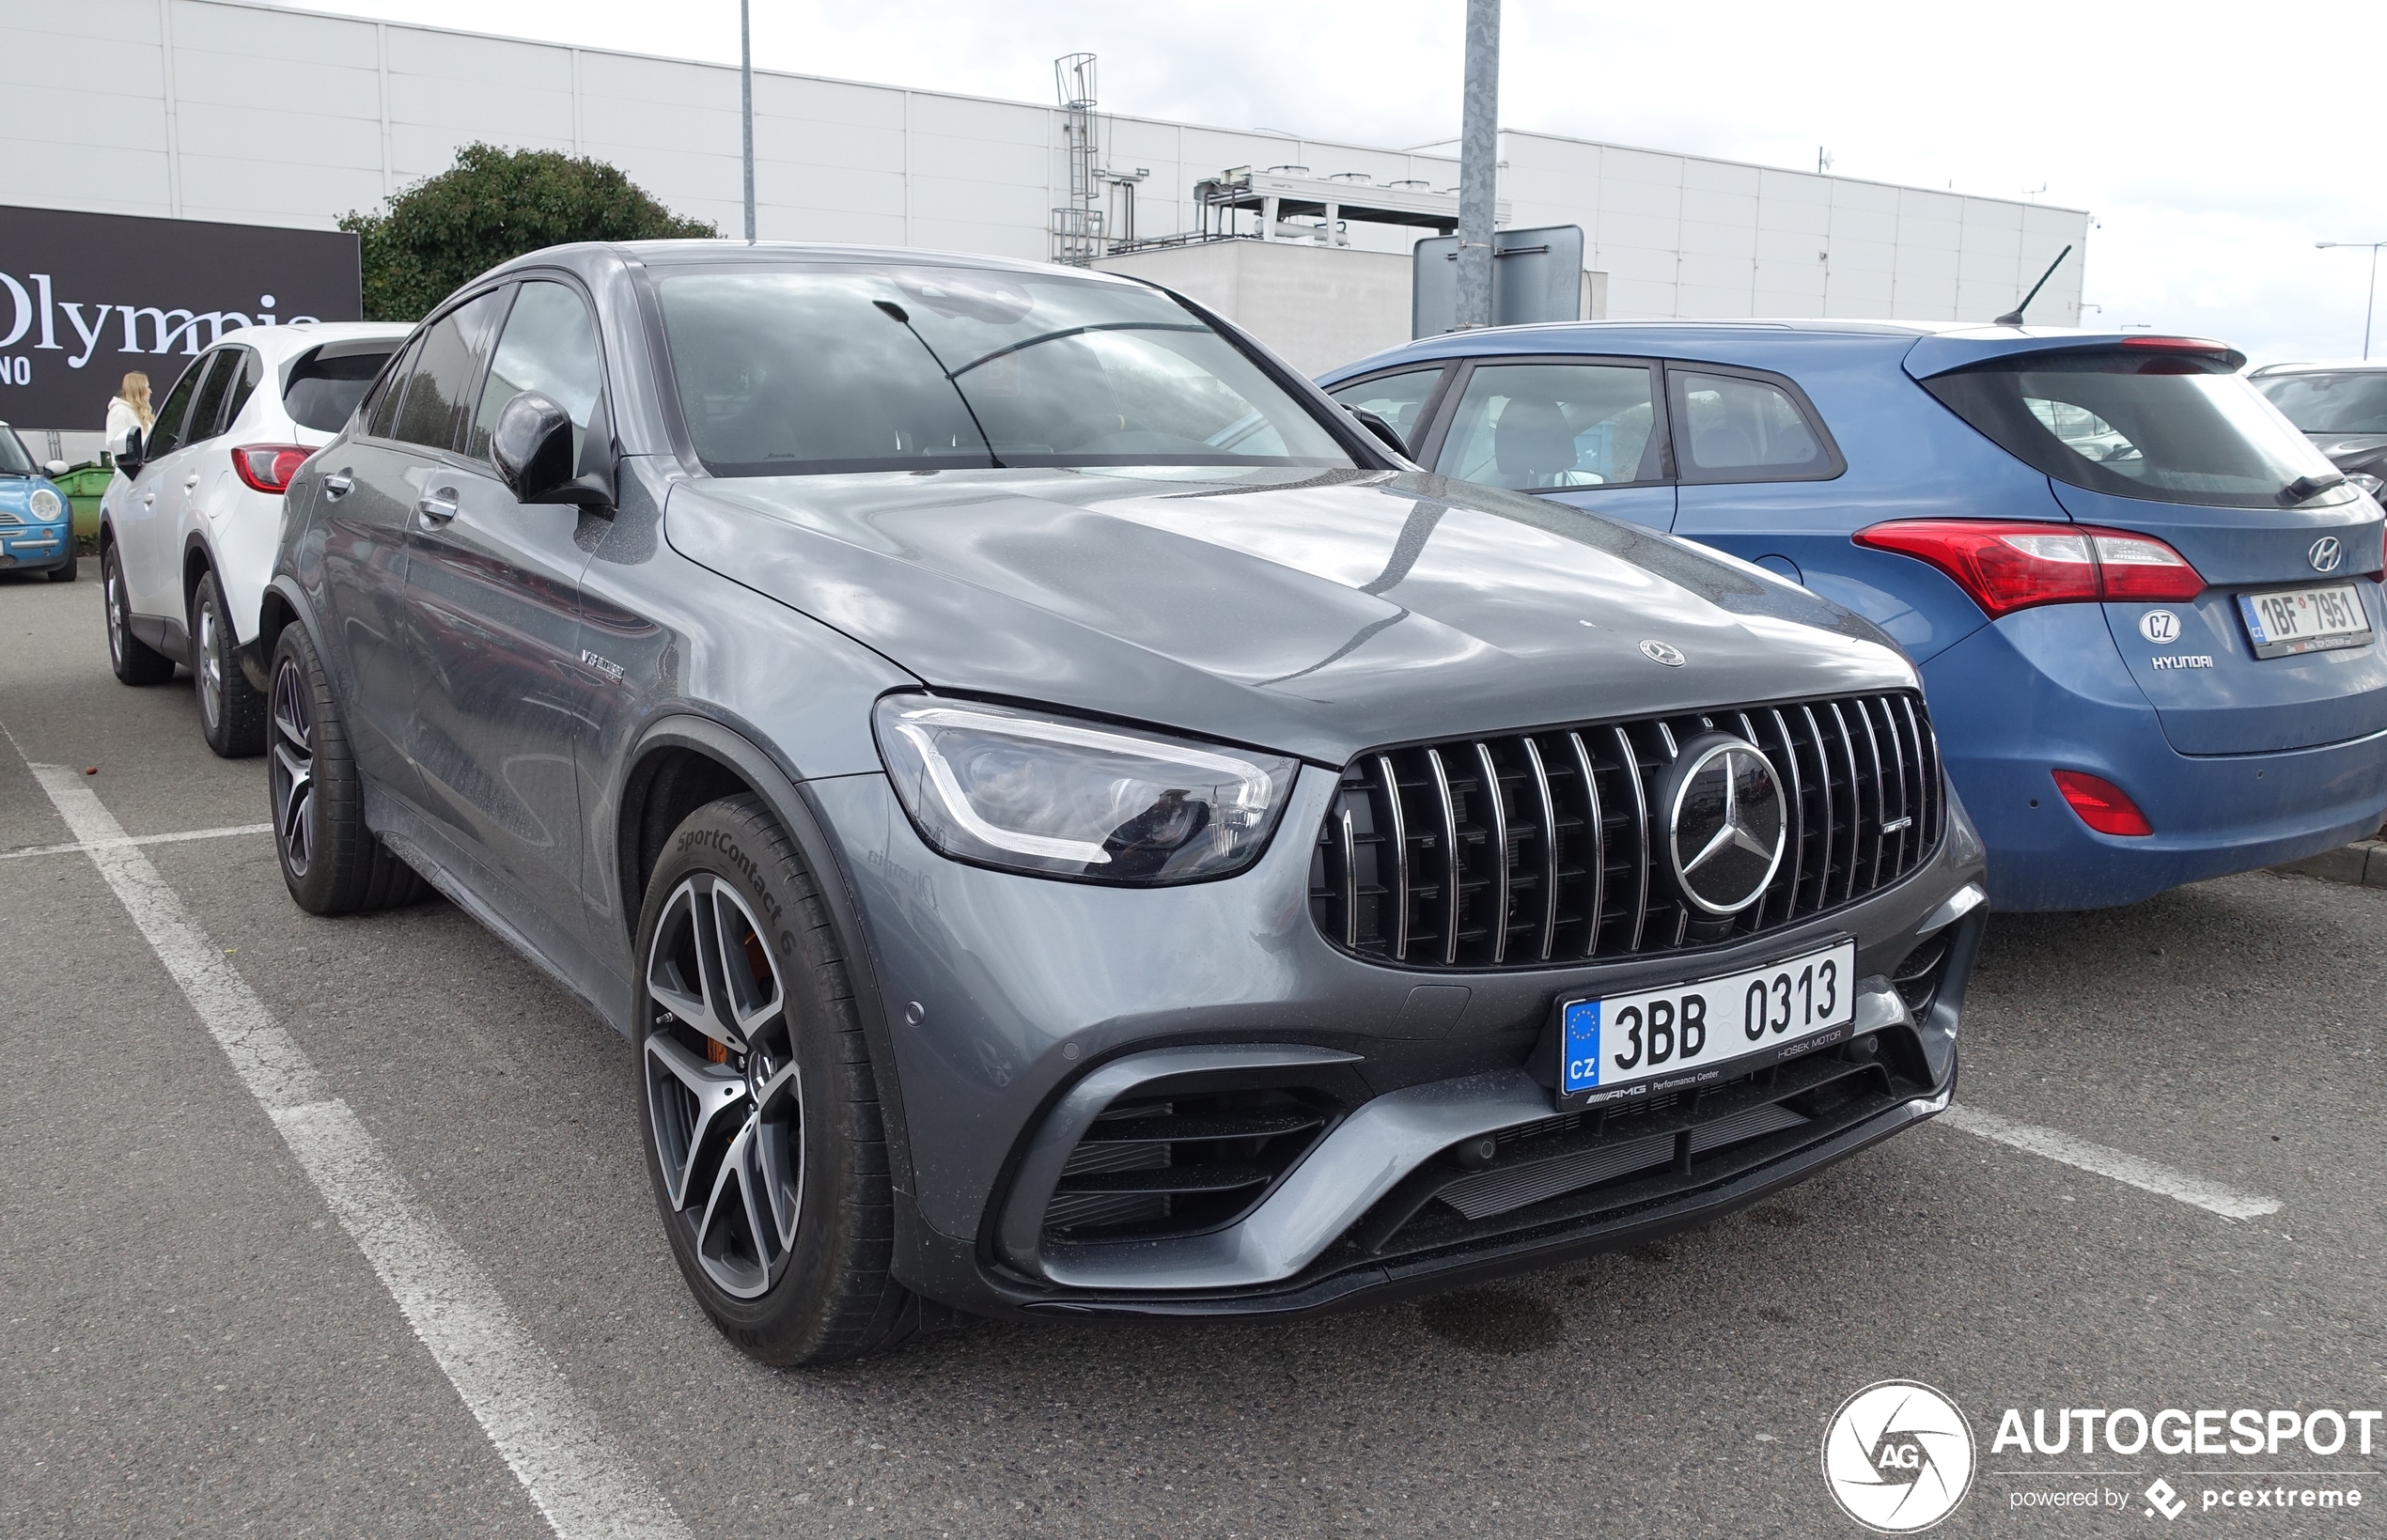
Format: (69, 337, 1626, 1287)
(104, 372, 153, 460)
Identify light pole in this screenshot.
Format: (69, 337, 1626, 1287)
(740, 0, 756, 244)
(2317, 240, 2386, 360)
(1454, 0, 1500, 330)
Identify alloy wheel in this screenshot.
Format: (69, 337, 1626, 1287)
(104, 554, 125, 669)
(643, 874, 804, 1299)
(269, 655, 314, 878)
(196, 590, 223, 730)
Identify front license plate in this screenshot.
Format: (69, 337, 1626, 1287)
(2237, 583, 2372, 660)
(1556, 938, 1857, 1111)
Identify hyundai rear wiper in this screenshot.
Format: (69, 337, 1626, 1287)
(2282, 471, 2347, 504)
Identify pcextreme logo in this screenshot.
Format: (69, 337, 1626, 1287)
(1822, 1380, 1977, 1532)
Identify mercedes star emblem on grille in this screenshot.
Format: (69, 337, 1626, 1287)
(1639, 639, 1686, 666)
(1663, 733, 1788, 915)
(2310, 535, 2344, 573)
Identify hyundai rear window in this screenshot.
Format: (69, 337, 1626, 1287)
(654, 264, 1354, 475)
(2254, 371, 2387, 435)
(1922, 350, 2347, 508)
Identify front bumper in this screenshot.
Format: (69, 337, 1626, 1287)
(0, 524, 71, 569)
(808, 763, 1988, 1322)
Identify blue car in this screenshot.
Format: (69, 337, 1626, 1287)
(1321, 323, 2387, 910)
(0, 423, 77, 583)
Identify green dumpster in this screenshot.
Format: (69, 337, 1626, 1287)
(52, 462, 115, 542)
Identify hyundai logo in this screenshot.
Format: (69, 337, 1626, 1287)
(2310, 536, 2344, 573)
(1662, 733, 1786, 916)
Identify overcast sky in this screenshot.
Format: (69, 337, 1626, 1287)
(297, 0, 2385, 366)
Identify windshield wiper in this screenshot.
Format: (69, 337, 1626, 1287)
(2282, 471, 2347, 504)
(949, 320, 1207, 380)
(872, 299, 1004, 468)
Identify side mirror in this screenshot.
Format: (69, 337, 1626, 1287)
(491, 391, 612, 509)
(1344, 404, 1412, 461)
(118, 428, 144, 476)
(44, 459, 69, 477)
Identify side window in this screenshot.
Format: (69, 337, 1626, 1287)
(143, 353, 215, 461)
(185, 349, 241, 448)
(471, 280, 604, 463)
(286, 342, 399, 433)
(365, 335, 422, 440)
(1327, 367, 1446, 454)
(1670, 369, 1836, 482)
(1435, 362, 1660, 490)
(393, 288, 507, 453)
(215, 348, 265, 435)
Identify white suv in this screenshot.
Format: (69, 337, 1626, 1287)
(101, 321, 411, 754)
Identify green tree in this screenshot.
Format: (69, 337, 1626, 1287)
(340, 143, 718, 321)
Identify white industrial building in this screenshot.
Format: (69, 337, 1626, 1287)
(3, 0, 2089, 379)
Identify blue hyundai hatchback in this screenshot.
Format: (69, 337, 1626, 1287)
(1321, 323, 2387, 910)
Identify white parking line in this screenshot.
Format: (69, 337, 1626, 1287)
(0, 822, 273, 861)
(1939, 1102, 2283, 1221)
(17, 757, 691, 1540)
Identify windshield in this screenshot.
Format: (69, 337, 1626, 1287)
(2253, 370, 2387, 435)
(655, 264, 1353, 476)
(1922, 350, 2343, 508)
(0, 426, 34, 475)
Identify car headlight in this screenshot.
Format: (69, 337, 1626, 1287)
(873, 696, 1299, 884)
(27, 488, 61, 521)
(2348, 471, 2384, 499)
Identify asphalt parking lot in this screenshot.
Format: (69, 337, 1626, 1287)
(3, 570, 2381, 1539)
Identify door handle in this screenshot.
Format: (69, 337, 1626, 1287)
(183, 474, 201, 490)
(321, 473, 352, 500)
(141, 492, 155, 507)
(415, 488, 460, 526)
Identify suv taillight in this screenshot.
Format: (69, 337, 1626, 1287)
(232, 444, 310, 494)
(1852, 519, 2205, 619)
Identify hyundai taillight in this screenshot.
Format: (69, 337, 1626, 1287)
(231, 444, 310, 494)
(2051, 770, 2152, 836)
(1852, 520, 2205, 619)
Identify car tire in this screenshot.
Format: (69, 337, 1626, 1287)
(46, 551, 77, 583)
(103, 542, 174, 685)
(193, 570, 267, 757)
(634, 794, 926, 1365)
(268, 623, 429, 915)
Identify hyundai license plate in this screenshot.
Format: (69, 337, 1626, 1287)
(1555, 938, 1857, 1112)
(2237, 583, 2371, 660)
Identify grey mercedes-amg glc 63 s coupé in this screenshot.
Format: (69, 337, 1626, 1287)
(256, 241, 1989, 1362)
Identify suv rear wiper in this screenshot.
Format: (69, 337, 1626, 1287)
(2282, 471, 2347, 504)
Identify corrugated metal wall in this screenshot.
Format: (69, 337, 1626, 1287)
(0, 0, 2085, 322)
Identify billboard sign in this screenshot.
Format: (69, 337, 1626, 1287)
(0, 205, 360, 431)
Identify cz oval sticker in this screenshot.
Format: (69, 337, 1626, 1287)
(2138, 610, 2181, 645)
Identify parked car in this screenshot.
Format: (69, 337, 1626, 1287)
(2249, 359, 2387, 499)
(1323, 323, 2387, 911)
(0, 423, 78, 582)
(257, 242, 1986, 1362)
(100, 321, 411, 754)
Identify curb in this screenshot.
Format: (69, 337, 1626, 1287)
(2272, 839, 2387, 888)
